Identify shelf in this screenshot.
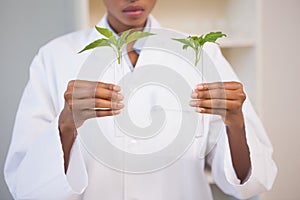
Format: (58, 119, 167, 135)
(220, 39, 255, 48)
(152, 0, 256, 40)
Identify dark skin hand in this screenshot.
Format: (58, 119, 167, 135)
(190, 81, 251, 182)
(58, 80, 124, 172)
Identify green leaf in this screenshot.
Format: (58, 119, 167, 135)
(172, 38, 191, 46)
(203, 32, 227, 43)
(126, 31, 155, 44)
(172, 31, 227, 66)
(197, 35, 205, 47)
(95, 26, 113, 38)
(78, 38, 110, 53)
(79, 26, 154, 65)
(108, 36, 118, 47)
(118, 29, 132, 47)
(183, 44, 189, 50)
(172, 38, 196, 51)
(190, 36, 200, 49)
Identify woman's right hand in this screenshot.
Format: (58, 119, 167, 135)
(58, 80, 124, 137)
(58, 80, 124, 171)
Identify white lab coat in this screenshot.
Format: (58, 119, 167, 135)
(4, 15, 277, 200)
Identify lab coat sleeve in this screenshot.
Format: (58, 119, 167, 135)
(205, 43, 277, 199)
(4, 48, 88, 200)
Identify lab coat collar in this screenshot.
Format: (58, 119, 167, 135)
(88, 14, 161, 72)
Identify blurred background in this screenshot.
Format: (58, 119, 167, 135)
(0, 0, 299, 199)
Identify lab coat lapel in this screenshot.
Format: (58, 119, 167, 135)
(134, 15, 161, 71)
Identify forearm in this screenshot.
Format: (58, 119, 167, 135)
(226, 113, 251, 183)
(58, 107, 76, 173)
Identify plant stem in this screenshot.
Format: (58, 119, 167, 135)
(117, 50, 121, 64)
(195, 48, 200, 66)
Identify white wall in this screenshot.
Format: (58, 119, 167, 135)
(258, 0, 300, 199)
(0, 0, 86, 199)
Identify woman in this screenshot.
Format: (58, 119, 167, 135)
(4, 0, 277, 199)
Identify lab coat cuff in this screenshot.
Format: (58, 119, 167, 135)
(66, 137, 88, 194)
(221, 115, 277, 198)
(241, 115, 277, 189)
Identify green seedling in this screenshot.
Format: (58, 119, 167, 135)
(172, 32, 227, 66)
(79, 26, 155, 64)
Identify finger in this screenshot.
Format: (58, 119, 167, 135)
(196, 81, 243, 91)
(96, 109, 121, 117)
(195, 107, 227, 117)
(68, 80, 122, 99)
(189, 99, 239, 109)
(97, 82, 121, 92)
(73, 109, 121, 123)
(71, 88, 123, 101)
(71, 88, 96, 99)
(84, 109, 121, 119)
(94, 88, 124, 101)
(69, 80, 120, 91)
(192, 89, 244, 100)
(191, 89, 225, 99)
(72, 98, 124, 111)
(94, 98, 124, 110)
(190, 99, 226, 109)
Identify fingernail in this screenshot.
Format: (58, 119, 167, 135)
(113, 110, 121, 115)
(113, 85, 121, 91)
(117, 103, 124, 108)
(189, 101, 197, 106)
(117, 94, 124, 100)
(191, 92, 198, 98)
(197, 85, 204, 90)
(196, 107, 204, 113)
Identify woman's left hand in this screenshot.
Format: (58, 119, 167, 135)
(190, 81, 251, 181)
(190, 81, 246, 129)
